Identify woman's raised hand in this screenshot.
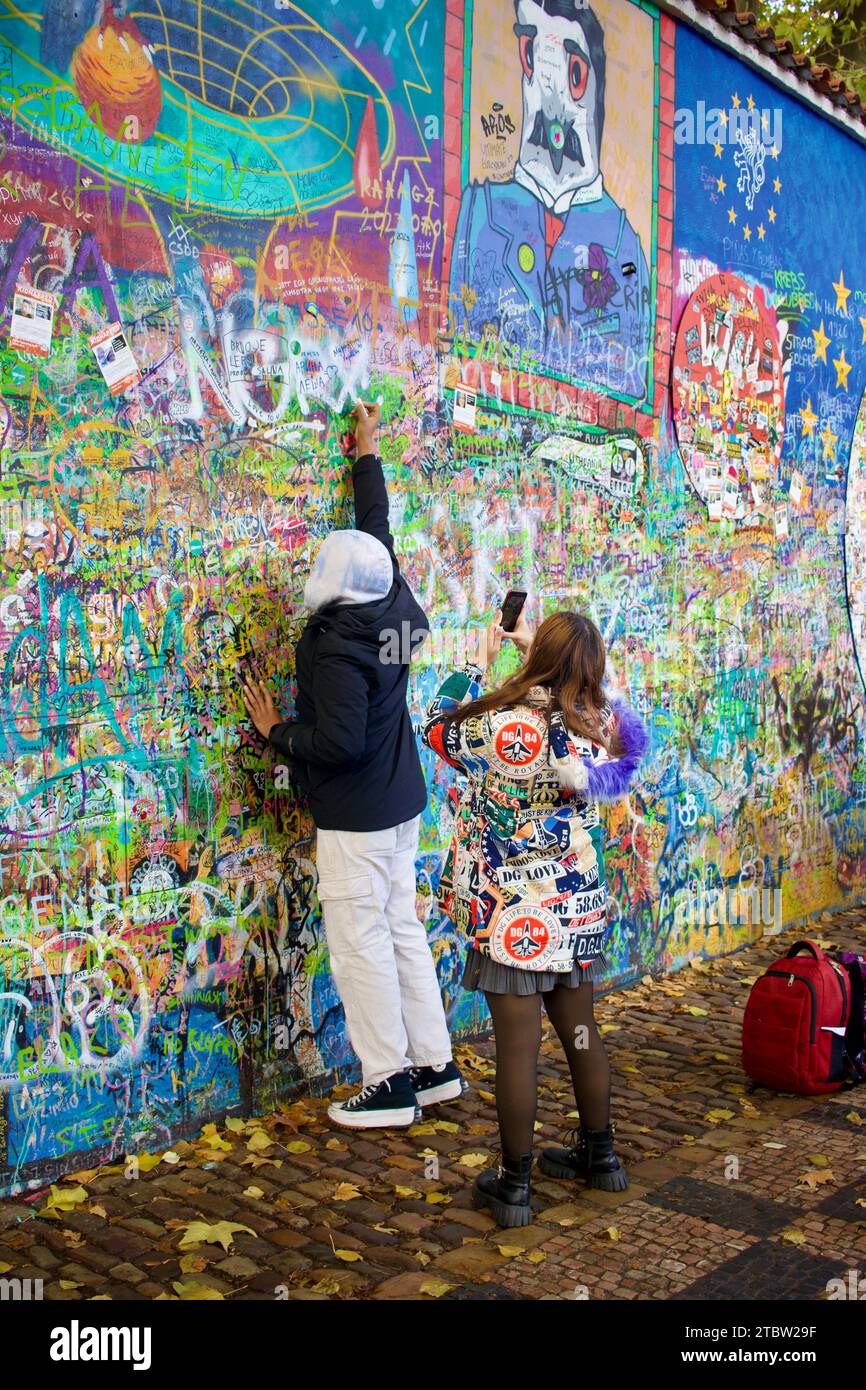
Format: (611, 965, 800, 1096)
(502, 608, 534, 655)
(467, 619, 503, 673)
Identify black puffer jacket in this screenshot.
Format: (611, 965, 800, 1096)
(268, 454, 429, 831)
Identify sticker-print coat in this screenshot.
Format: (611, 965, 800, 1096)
(422, 665, 648, 972)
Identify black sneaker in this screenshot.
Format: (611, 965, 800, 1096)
(327, 1072, 421, 1129)
(408, 1061, 467, 1108)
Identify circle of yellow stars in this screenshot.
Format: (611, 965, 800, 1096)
(718, 92, 780, 241)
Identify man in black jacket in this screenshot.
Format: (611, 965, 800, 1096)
(243, 403, 463, 1127)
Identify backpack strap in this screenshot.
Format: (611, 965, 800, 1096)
(842, 956, 866, 1080)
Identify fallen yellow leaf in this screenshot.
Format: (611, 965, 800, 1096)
(225, 1118, 247, 1133)
(526, 1249, 546, 1263)
(333, 1183, 363, 1201)
(458, 1153, 488, 1168)
(312, 1279, 342, 1295)
(199, 1131, 232, 1152)
(173, 1280, 225, 1300)
(420, 1278, 454, 1297)
(798, 1170, 835, 1190)
(89, 1205, 107, 1220)
(246, 1130, 273, 1152)
(497, 1245, 522, 1257)
(704, 1109, 735, 1124)
(286, 1141, 312, 1153)
(846, 1112, 864, 1126)
(243, 1187, 264, 1200)
(334, 1249, 363, 1263)
(40, 1185, 89, 1218)
(178, 1221, 257, 1252)
(425, 1191, 451, 1205)
(134, 1152, 164, 1173)
(781, 1229, 806, 1246)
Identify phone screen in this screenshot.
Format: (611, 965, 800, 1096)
(500, 589, 527, 633)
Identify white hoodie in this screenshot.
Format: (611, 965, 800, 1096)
(303, 529, 393, 613)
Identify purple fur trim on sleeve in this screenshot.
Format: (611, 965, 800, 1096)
(584, 702, 649, 803)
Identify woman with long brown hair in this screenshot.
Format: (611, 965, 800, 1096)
(422, 608, 647, 1227)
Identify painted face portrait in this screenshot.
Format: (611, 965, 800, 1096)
(514, 0, 606, 206)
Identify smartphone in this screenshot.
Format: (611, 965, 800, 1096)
(499, 589, 527, 633)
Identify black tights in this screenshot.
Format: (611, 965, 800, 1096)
(484, 979, 612, 1158)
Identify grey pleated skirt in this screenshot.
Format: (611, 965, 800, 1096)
(462, 947, 604, 996)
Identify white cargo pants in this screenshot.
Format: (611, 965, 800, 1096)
(316, 815, 454, 1087)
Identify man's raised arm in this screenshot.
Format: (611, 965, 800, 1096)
(349, 401, 398, 571)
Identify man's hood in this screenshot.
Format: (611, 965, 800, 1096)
(304, 529, 393, 613)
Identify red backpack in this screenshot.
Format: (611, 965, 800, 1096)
(742, 940, 865, 1094)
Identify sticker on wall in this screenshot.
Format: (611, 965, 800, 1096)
(671, 271, 785, 527)
(453, 384, 478, 432)
(89, 322, 141, 396)
(9, 284, 56, 357)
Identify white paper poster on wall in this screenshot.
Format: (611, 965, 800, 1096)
(453, 383, 477, 433)
(89, 322, 141, 396)
(9, 284, 56, 357)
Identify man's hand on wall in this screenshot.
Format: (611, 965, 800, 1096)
(242, 678, 281, 740)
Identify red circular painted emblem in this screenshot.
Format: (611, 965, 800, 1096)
(671, 270, 784, 526)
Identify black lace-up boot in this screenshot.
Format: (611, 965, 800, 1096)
(539, 1123, 628, 1191)
(471, 1153, 533, 1227)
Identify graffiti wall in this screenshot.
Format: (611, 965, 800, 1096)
(0, 0, 865, 1192)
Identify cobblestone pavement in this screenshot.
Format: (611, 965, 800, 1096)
(2, 915, 865, 1301)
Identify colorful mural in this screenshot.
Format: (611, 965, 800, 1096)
(0, 0, 865, 1193)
